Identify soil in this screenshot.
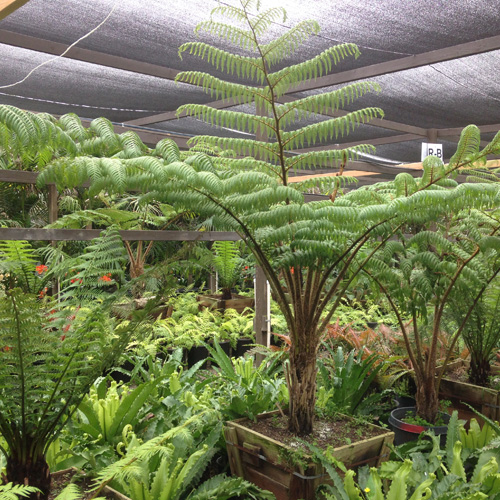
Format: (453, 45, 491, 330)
(245, 412, 387, 453)
(49, 469, 118, 500)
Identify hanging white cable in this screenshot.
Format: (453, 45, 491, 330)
(0, 1, 119, 90)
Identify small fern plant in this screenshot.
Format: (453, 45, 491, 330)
(211, 240, 241, 299)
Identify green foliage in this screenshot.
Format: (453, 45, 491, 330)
(310, 411, 500, 499)
(316, 345, 388, 416)
(447, 277, 500, 385)
(0, 239, 48, 294)
(366, 206, 500, 422)
(91, 412, 273, 500)
(0, 483, 41, 500)
(0, 271, 151, 491)
(211, 240, 241, 293)
(33, 1, 500, 436)
(205, 341, 288, 420)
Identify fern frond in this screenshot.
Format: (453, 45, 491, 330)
(88, 117, 121, 154)
(285, 144, 375, 171)
(0, 105, 38, 148)
(447, 124, 481, 173)
(178, 104, 276, 137)
(187, 135, 279, 161)
(58, 113, 88, 142)
(261, 20, 322, 66)
(175, 71, 266, 105)
(269, 44, 362, 94)
(178, 42, 265, 82)
(281, 108, 384, 150)
(277, 82, 381, 125)
(194, 20, 257, 51)
(153, 138, 180, 163)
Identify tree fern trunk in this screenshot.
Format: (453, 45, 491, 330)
(287, 340, 317, 436)
(469, 355, 491, 386)
(415, 374, 440, 424)
(6, 454, 51, 500)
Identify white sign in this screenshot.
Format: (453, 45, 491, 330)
(421, 143, 443, 161)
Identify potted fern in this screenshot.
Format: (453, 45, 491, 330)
(197, 240, 254, 312)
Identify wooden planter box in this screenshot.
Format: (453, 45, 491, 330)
(224, 411, 394, 500)
(438, 359, 500, 423)
(197, 294, 254, 313)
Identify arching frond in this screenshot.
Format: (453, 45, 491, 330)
(178, 42, 265, 82)
(177, 104, 276, 137)
(447, 124, 481, 173)
(175, 71, 267, 105)
(269, 44, 362, 95)
(261, 20, 322, 65)
(281, 108, 384, 150)
(58, 113, 88, 142)
(194, 21, 257, 51)
(153, 138, 181, 163)
(187, 135, 279, 161)
(285, 144, 375, 171)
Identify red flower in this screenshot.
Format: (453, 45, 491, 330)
(60, 335, 66, 341)
(70, 278, 82, 284)
(36, 264, 48, 275)
(290, 267, 295, 275)
(38, 287, 48, 298)
(3, 346, 11, 352)
(99, 274, 113, 282)
(63, 324, 71, 333)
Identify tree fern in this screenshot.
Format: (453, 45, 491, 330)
(0, 278, 151, 498)
(35, 0, 500, 438)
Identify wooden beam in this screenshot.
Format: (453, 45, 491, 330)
(0, 30, 181, 80)
(110, 123, 191, 148)
(0, 169, 38, 183)
(125, 98, 238, 127)
(290, 34, 500, 93)
(293, 133, 423, 154)
(437, 123, 500, 137)
(0, 0, 30, 21)
(0, 228, 241, 241)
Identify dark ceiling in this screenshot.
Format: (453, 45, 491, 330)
(0, 0, 499, 184)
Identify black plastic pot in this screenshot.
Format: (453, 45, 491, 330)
(234, 337, 253, 357)
(213, 340, 231, 365)
(394, 395, 416, 408)
(389, 407, 450, 446)
(187, 345, 210, 368)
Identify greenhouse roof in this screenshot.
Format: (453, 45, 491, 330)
(0, 0, 499, 184)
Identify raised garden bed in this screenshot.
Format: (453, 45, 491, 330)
(438, 359, 500, 423)
(197, 293, 254, 313)
(224, 410, 394, 500)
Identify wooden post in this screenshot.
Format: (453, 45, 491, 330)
(427, 128, 438, 143)
(209, 273, 217, 293)
(254, 265, 270, 364)
(47, 184, 60, 297)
